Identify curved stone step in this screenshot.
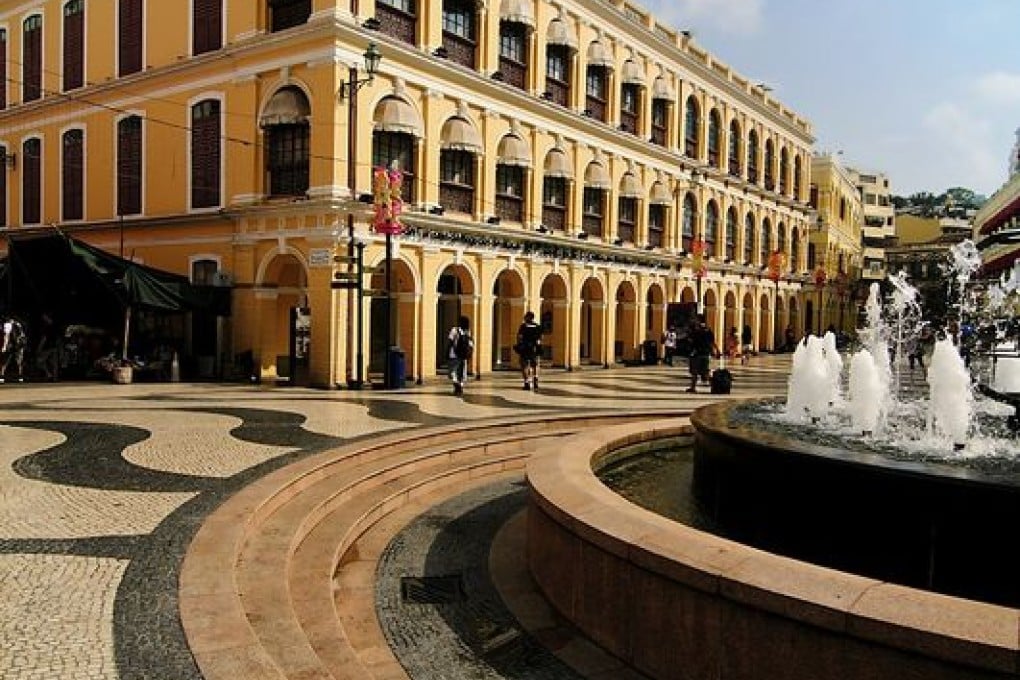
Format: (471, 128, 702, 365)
(180, 412, 675, 680)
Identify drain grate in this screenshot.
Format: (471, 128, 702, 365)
(400, 574, 465, 604)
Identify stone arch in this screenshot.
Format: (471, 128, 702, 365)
(366, 256, 417, 380)
(646, 282, 666, 346)
(614, 280, 638, 362)
(433, 263, 477, 373)
(492, 268, 527, 370)
(254, 249, 309, 383)
(540, 273, 569, 367)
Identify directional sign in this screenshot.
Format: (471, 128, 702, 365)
(362, 289, 389, 298)
(330, 281, 358, 290)
(332, 254, 357, 265)
(333, 272, 360, 281)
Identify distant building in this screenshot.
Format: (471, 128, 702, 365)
(886, 215, 972, 323)
(974, 172, 1020, 281)
(1010, 127, 1020, 178)
(808, 154, 863, 333)
(849, 168, 896, 282)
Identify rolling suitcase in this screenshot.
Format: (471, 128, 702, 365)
(711, 357, 733, 394)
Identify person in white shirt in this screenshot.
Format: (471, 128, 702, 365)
(446, 315, 473, 395)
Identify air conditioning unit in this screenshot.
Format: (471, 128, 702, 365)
(211, 271, 234, 287)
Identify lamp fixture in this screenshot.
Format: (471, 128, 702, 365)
(358, 192, 375, 204)
(486, 215, 501, 225)
(428, 205, 445, 216)
(536, 224, 549, 233)
(540, 91, 553, 101)
(644, 244, 655, 251)
(576, 231, 589, 240)
(337, 42, 382, 101)
(613, 238, 624, 246)
(433, 46, 449, 58)
(491, 71, 505, 81)
(362, 17, 381, 30)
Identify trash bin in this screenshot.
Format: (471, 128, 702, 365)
(642, 340, 659, 365)
(385, 347, 405, 389)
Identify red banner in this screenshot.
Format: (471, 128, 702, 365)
(691, 239, 707, 279)
(767, 250, 785, 282)
(373, 167, 404, 235)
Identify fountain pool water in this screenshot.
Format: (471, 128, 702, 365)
(689, 240, 1020, 606)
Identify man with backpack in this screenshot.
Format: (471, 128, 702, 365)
(447, 315, 474, 395)
(685, 314, 719, 394)
(515, 311, 543, 390)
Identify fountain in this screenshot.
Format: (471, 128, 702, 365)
(691, 240, 1020, 607)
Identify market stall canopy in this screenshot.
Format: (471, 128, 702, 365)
(1, 232, 230, 325)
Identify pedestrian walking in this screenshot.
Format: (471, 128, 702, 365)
(662, 326, 678, 366)
(740, 323, 753, 365)
(0, 316, 27, 383)
(685, 314, 719, 394)
(515, 311, 543, 390)
(446, 315, 474, 395)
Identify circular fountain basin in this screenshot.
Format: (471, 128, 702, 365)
(526, 417, 1020, 680)
(692, 399, 1020, 608)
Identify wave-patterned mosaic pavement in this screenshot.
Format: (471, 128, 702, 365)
(0, 359, 791, 679)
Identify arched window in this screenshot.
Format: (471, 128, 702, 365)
(439, 112, 481, 214)
(117, 116, 143, 215)
(704, 201, 718, 255)
(618, 196, 636, 243)
(261, 87, 311, 198)
(63, 1, 85, 91)
(585, 63, 609, 123)
(118, 0, 143, 76)
(0, 29, 7, 108)
(443, 0, 477, 68)
(498, 19, 529, 90)
(760, 218, 772, 266)
(777, 223, 787, 262)
(62, 129, 84, 221)
(779, 147, 789, 195)
(545, 17, 574, 108)
(375, 0, 417, 45)
(790, 229, 800, 272)
(684, 97, 700, 159)
(269, 0, 311, 33)
(725, 207, 737, 261)
(728, 119, 741, 177)
(23, 138, 42, 224)
(707, 109, 721, 167)
(191, 99, 221, 209)
(193, 0, 222, 54)
(763, 139, 775, 191)
(747, 129, 758, 183)
(23, 15, 42, 102)
(542, 147, 572, 232)
(793, 155, 803, 201)
(373, 131, 417, 205)
(681, 193, 697, 252)
(743, 213, 755, 265)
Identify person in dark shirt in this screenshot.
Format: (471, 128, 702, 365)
(685, 314, 718, 394)
(516, 311, 543, 390)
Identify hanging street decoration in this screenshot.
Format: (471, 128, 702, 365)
(767, 249, 783, 281)
(691, 238, 708, 279)
(373, 166, 404, 235)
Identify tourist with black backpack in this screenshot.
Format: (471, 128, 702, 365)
(685, 314, 720, 394)
(446, 315, 474, 395)
(515, 311, 542, 390)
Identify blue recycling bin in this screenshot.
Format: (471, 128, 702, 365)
(386, 347, 405, 389)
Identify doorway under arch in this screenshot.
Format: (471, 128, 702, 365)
(433, 264, 476, 375)
(492, 268, 525, 370)
(540, 274, 568, 367)
(579, 277, 606, 365)
(614, 280, 638, 362)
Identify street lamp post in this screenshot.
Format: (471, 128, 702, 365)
(814, 263, 827, 336)
(338, 43, 382, 389)
(767, 250, 784, 351)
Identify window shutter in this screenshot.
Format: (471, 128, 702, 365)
(0, 30, 7, 108)
(62, 130, 84, 220)
(23, 17, 42, 102)
(23, 139, 41, 224)
(191, 100, 221, 208)
(117, 116, 142, 215)
(119, 0, 143, 76)
(63, 2, 84, 90)
(193, 0, 222, 55)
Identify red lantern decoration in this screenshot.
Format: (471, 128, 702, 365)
(691, 238, 707, 279)
(814, 265, 827, 288)
(372, 166, 404, 235)
(767, 250, 785, 283)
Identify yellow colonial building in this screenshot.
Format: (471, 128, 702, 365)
(0, 0, 819, 386)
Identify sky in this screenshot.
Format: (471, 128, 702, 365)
(641, 0, 1020, 198)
